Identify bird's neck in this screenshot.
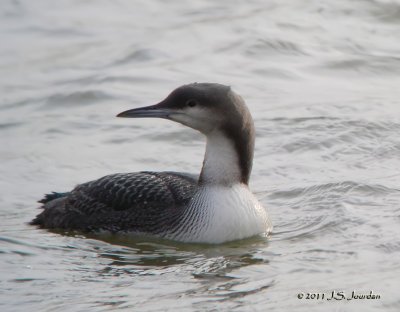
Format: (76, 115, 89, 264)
(199, 130, 253, 186)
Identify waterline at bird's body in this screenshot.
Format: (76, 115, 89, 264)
(167, 184, 271, 244)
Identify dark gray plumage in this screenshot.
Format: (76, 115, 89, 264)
(32, 172, 197, 233)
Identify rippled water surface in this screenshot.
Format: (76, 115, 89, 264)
(1, 0, 400, 311)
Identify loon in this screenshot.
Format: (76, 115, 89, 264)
(31, 83, 272, 244)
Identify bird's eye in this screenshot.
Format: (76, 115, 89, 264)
(186, 100, 197, 107)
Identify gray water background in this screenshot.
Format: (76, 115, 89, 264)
(1, 0, 400, 311)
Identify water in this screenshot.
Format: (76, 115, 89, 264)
(1, 0, 400, 311)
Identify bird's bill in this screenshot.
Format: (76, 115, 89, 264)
(117, 103, 174, 119)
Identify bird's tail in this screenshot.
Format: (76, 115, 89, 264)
(38, 192, 69, 204)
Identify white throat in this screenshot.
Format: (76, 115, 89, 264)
(200, 130, 241, 185)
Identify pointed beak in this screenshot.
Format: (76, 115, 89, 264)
(117, 103, 175, 119)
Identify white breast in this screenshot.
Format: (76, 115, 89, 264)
(169, 184, 272, 244)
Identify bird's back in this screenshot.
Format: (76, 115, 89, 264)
(32, 171, 198, 235)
